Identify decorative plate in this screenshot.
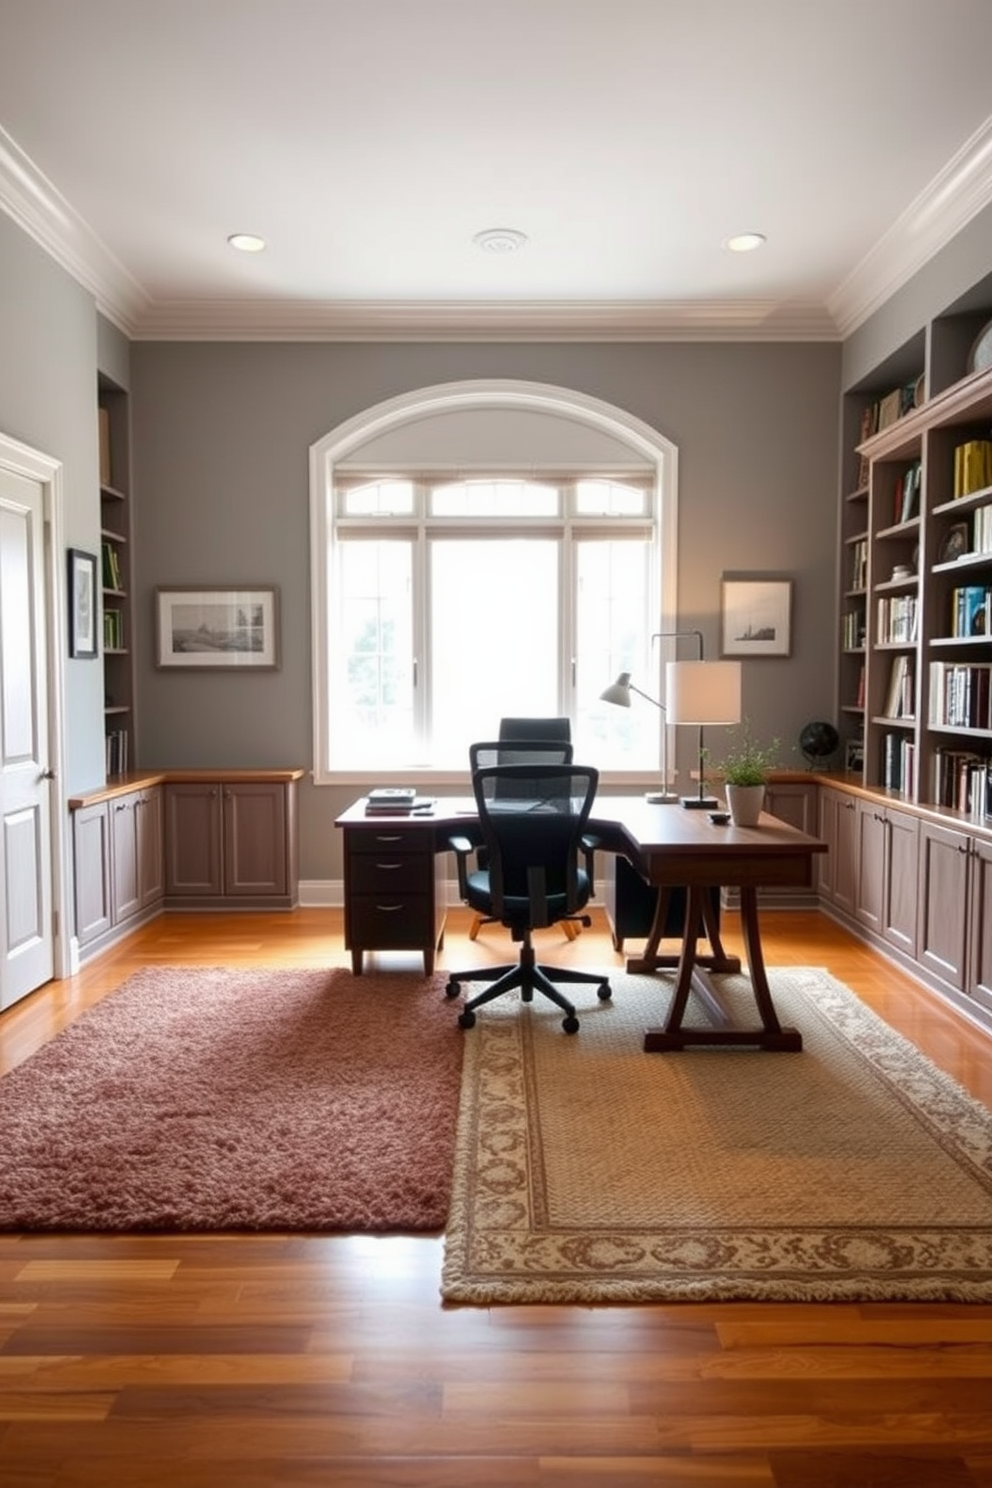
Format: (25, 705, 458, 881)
(967, 317, 992, 374)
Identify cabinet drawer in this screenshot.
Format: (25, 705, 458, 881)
(348, 894, 433, 947)
(349, 826, 434, 855)
(349, 852, 430, 894)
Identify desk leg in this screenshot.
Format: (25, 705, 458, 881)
(643, 883, 803, 1053)
(626, 886, 742, 978)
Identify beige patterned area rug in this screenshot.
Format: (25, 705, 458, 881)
(442, 967, 992, 1304)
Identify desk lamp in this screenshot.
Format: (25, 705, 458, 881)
(598, 672, 678, 803)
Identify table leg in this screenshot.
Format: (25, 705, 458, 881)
(643, 883, 803, 1052)
(626, 885, 742, 978)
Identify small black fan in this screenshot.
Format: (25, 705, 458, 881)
(799, 720, 839, 770)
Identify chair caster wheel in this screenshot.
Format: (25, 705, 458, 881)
(458, 1009, 477, 1029)
(562, 1014, 580, 1034)
(597, 982, 612, 1001)
(445, 979, 461, 999)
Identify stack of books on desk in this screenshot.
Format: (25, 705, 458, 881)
(365, 788, 433, 815)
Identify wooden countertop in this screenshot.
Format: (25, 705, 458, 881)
(68, 767, 306, 810)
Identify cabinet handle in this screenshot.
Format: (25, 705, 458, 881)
(115, 802, 127, 812)
(374, 834, 404, 844)
(375, 861, 403, 871)
(843, 800, 855, 811)
(375, 903, 404, 912)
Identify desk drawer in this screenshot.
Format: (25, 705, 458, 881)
(349, 826, 434, 854)
(349, 894, 433, 947)
(349, 852, 430, 894)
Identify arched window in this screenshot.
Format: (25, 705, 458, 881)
(310, 381, 677, 782)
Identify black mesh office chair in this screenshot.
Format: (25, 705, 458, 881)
(446, 762, 611, 1033)
(469, 718, 578, 942)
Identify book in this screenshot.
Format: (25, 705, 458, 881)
(364, 795, 434, 816)
(367, 787, 417, 805)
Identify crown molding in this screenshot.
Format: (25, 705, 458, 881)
(4, 114, 992, 343)
(129, 297, 839, 342)
(0, 125, 148, 331)
(829, 116, 992, 337)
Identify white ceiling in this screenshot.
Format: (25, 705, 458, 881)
(3, 0, 992, 342)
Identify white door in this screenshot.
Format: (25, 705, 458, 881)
(0, 465, 54, 1006)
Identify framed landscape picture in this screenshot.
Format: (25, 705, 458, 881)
(721, 576, 792, 658)
(155, 586, 279, 669)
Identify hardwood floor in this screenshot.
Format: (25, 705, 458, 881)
(2, 905, 992, 1487)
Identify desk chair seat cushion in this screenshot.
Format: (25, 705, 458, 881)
(464, 866, 592, 928)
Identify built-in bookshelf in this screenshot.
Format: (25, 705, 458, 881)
(843, 319, 992, 824)
(98, 374, 133, 780)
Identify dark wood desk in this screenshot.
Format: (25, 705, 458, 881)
(335, 796, 827, 1051)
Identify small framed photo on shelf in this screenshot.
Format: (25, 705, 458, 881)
(845, 738, 864, 774)
(67, 548, 99, 659)
(720, 575, 792, 658)
(938, 522, 970, 565)
(155, 586, 279, 669)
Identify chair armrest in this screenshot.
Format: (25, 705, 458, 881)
(580, 833, 600, 895)
(448, 834, 476, 899)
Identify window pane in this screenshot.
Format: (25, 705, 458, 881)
(340, 480, 415, 515)
(430, 539, 558, 764)
(333, 540, 415, 764)
(574, 539, 658, 768)
(575, 479, 647, 516)
(432, 480, 558, 517)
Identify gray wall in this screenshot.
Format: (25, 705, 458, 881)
(0, 212, 105, 795)
(130, 340, 842, 881)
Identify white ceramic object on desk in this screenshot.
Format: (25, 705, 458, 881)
(726, 783, 765, 828)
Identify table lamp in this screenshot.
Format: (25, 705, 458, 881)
(665, 657, 742, 808)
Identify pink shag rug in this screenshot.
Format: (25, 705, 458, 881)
(0, 967, 463, 1233)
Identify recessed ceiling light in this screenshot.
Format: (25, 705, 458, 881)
(227, 233, 266, 253)
(473, 228, 528, 254)
(724, 232, 766, 253)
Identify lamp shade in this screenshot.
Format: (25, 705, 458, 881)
(599, 673, 633, 707)
(665, 660, 741, 725)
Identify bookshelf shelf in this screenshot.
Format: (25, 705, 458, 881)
(99, 375, 134, 781)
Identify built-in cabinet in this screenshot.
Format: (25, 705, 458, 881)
(73, 785, 163, 950)
(163, 775, 300, 909)
(98, 376, 134, 779)
(853, 798, 918, 957)
(70, 770, 303, 957)
(817, 785, 858, 916)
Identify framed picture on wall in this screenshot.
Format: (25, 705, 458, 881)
(720, 575, 792, 658)
(67, 548, 99, 659)
(155, 586, 279, 669)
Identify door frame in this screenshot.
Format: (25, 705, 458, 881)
(0, 430, 70, 982)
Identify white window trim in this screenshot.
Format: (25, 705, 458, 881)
(309, 379, 679, 787)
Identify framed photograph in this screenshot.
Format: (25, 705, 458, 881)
(938, 521, 970, 565)
(155, 587, 279, 669)
(845, 738, 864, 774)
(720, 576, 792, 658)
(67, 548, 99, 659)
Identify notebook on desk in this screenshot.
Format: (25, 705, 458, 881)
(364, 790, 435, 815)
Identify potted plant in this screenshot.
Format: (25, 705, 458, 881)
(717, 721, 781, 826)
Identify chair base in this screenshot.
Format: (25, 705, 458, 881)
(446, 937, 611, 1033)
(468, 913, 583, 942)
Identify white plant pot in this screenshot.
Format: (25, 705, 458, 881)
(726, 783, 765, 827)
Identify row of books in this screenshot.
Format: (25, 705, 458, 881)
(101, 540, 123, 591)
(364, 787, 434, 816)
(933, 747, 992, 819)
(881, 731, 915, 793)
(882, 655, 915, 718)
(949, 584, 991, 638)
(876, 593, 918, 644)
(953, 438, 992, 499)
(103, 607, 125, 651)
(929, 661, 992, 730)
(106, 728, 128, 778)
(842, 609, 866, 651)
(855, 384, 919, 488)
(891, 460, 921, 525)
(849, 537, 867, 591)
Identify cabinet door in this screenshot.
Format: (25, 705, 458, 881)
(110, 793, 141, 922)
(817, 788, 858, 915)
(854, 799, 886, 934)
(764, 781, 817, 834)
(968, 837, 992, 1014)
(164, 783, 223, 896)
(73, 801, 112, 944)
(222, 782, 287, 896)
(881, 805, 919, 957)
(917, 820, 970, 990)
(137, 787, 165, 909)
